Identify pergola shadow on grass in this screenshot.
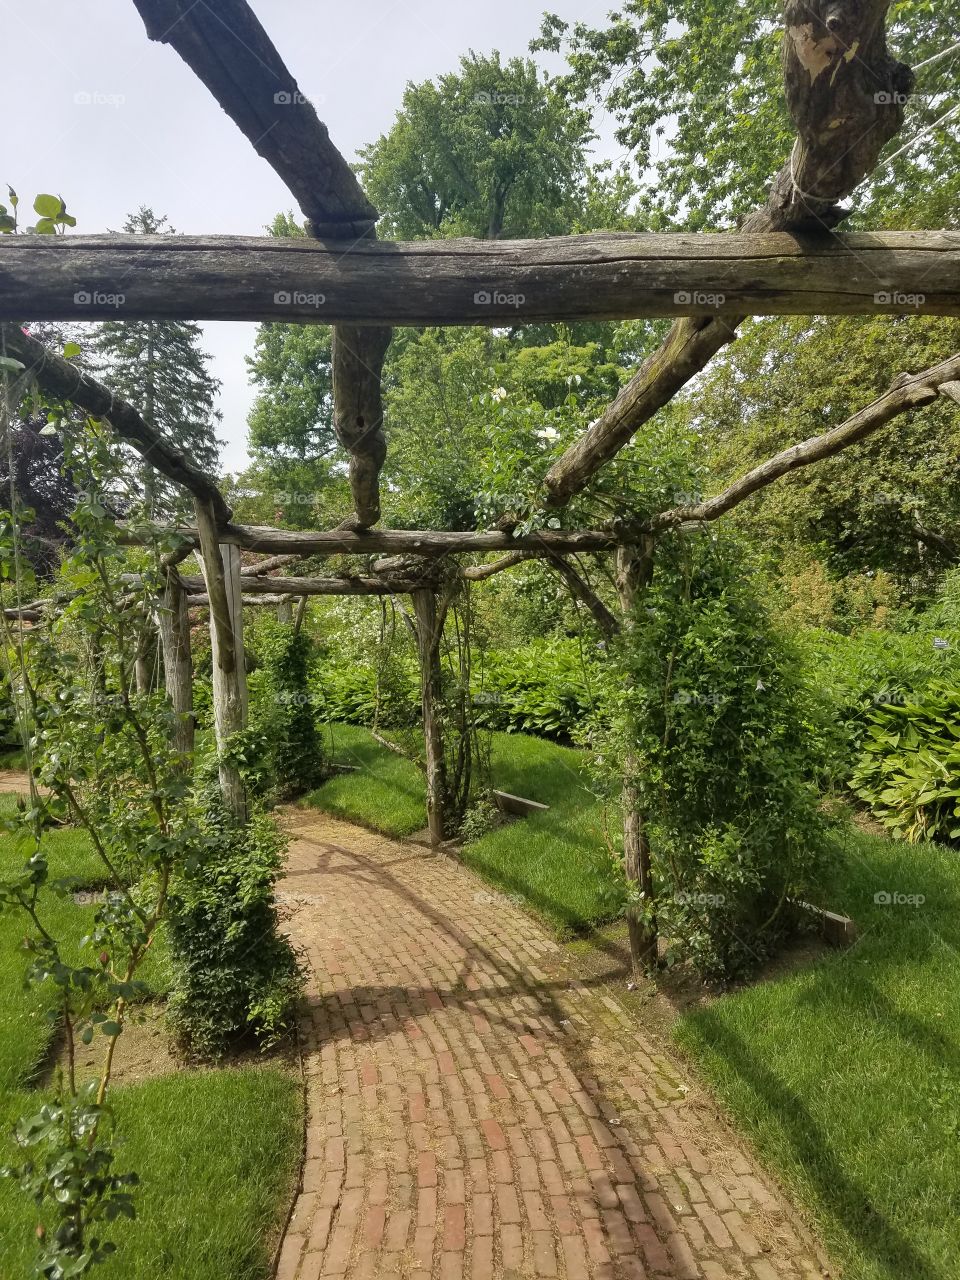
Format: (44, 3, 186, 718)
(2, 0, 958, 974)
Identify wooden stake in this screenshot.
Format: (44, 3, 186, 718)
(412, 588, 448, 848)
(616, 540, 658, 977)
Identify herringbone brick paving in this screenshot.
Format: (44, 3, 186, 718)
(274, 814, 828, 1280)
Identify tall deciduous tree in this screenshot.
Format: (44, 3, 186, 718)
(357, 53, 595, 240)
(536, 1, 960, 230)
(92, 208, 222, 517)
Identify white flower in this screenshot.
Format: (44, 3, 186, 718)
(536, 426, 560, 442)
(490, 386, 508, 402)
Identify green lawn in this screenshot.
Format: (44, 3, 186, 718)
(305, 724, 625, 932)
(0, 804, 302, 1278)
(676, 825, 960, 1280)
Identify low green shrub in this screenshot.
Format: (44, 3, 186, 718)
(851, 685, 960, 843)
(166, 800, 302, 1058)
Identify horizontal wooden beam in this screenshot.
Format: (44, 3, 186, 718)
(4, 232, 959, 324)
(181, 573, 426, 597)
(127, 524, 620, 556)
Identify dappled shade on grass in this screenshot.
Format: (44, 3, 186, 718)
(676, 828, 960, 1280)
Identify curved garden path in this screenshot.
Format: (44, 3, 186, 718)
(275, 813, 828, 1280)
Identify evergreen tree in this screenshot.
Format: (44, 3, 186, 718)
(92, 208, 222, 516)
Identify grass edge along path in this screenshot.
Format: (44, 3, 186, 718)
(304, 723, 626, 934)
(0, 798, 303, 1280)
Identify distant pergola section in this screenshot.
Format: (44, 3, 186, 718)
(3, 0, 957, 932)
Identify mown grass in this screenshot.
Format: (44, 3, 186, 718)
(0, 802, 302, 1278)
(676, 826, 960, 1280)
(305, 723, 625, 932)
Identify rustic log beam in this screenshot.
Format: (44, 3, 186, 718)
(240, 553, 301, 577)
(129, 0, 378, 239)
(121, 524, 624, 557)
(2, 232, 958, 324)
(181, 572, 428, 597)
(543, 0, 914, 505)
(0, 323, 231, 525)
(648, 352, 960, 531)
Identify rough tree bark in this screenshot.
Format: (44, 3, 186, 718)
(412, 587, 450, 848)
(544, 0, 914, 506)
(194, 498, 248, 819)
(158, 570, 194, 760)
(4, 232, 958, 324)
(332, 323, 393, 529)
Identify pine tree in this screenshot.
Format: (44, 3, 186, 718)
(91, 208, 222, 517)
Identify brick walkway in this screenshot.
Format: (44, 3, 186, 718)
(275, 814, 828, 1280)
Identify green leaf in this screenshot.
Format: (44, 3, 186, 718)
(62, 342, 81, 359)
(0, 356, 24, 372)
(33, 193, 62, 218)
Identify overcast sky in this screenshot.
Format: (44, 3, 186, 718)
(2, 0, 620, 472)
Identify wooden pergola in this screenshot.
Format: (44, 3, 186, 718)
(2, 0, 957, 966)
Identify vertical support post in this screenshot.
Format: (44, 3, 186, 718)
(194, 498, 248, 820)
(332, 324, 393, 529)
(412, 587, 448, 848)
(158, 569, 195, 761)
(616, 538, 658, 976)
(277, 598, 293, 624)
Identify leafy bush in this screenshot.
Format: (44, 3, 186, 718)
(311, 637, 595, 741)
(167, 800, 302, 1058)
(247, 617, 326, 799)
(598, 535, 831, 981)
(851, 686, 960, 843)
(475, 638, 595, 739)
(796, 590, 960, 786)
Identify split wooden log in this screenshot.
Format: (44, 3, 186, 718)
(0, 324, 230, 525)
(543, 0, 914, 506)
(4, 232, 958, 324)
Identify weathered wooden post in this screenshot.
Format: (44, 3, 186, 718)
(194, 498, 248, 819)
(411, 586, 448, 848)
(158, 570, 195, 760)
(616, 538, 658, 975)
